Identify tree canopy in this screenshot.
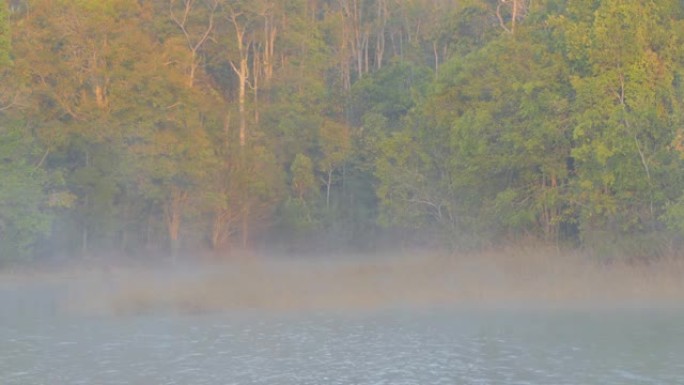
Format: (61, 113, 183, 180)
(2, 0, 684, 262)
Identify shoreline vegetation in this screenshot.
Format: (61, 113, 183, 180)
(2, 245, 683, 316)
(3, 2, 684, 263)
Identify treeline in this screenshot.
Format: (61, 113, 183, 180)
(1, 0, 684, 262)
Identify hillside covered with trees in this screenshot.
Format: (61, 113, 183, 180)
(2, 0, 684, 262)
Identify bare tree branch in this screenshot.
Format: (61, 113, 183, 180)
(496, 1, 512, 34)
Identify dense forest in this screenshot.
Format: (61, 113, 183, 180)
(1, 0, 684, 263)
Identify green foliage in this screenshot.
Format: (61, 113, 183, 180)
(375, 28, 576, 246)
(0, 126, 52, 260)
(350, 62, 432, 127)
(0, 0, 10, 67)
(3, 0, 684, 260)
(560, 0, 683, 240)
(291, 153, 317, 201)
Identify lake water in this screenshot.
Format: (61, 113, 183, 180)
(2, 295, 683, 385)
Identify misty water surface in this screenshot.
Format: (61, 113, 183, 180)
(2, 275, 684, 385)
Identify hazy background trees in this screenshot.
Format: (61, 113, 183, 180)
(2, 0, 684, 263)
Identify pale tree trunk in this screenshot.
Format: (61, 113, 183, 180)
(242, 203, 250, 249)
(95, 84, 107, 109)
(261, 4, 277, 83)
(165, 187, 189, 259)
(238, 58, 248, 147)
(229, 53, 249, 147)
(189, 52, 198, 88)
(433, 41, 439, 72)
(352, 0, 363, 78)
(399, 32, 403, 60)
(84, 37, 109, 112)
(165, 0, 217, 259)
(375, 0, 387, 70)
(540, 174, 550, 242)
(93, 40, 109, 110)
(511, 0, 520, 34)
(211, 214, 223, 250)
(252, 43, 260, 124)
(339, 13, 352, 90)
(339, 0, 364, 79)
(497, 0, 526, 34)
(389, 30, 402, 59)
(169, 0, 218, 88)
(81, 150, 90, 257)
(342, 60, 351, 90)
(227, 8, 250, 148)
(82, 196, 89, 257)
(211, 201, 236, 251)
(539, 173, 561, 248)
(211, 113, 233, 253)
(210, 159, 235, 253)
(363, 30, 369, 73)
(325, 168, 333, 210)
(226, 7, 254, 249)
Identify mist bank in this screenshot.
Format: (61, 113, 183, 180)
(2, 247, 683, 318)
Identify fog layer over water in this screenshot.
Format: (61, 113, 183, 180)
(2, 251, 684, 384)
(58, 251, 684, 314)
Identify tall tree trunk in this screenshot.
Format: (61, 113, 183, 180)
(82, 200, 88, 257)
(375, 0, 387, 70)
(339, 0, 363, 79)
(227, 9, 250, 147)
(169, 0, 217, 88)
(242, 204, 250, 249)
(210, 113, 233, 253)
(262, 6, 277, 83)
(211, 204, 234, 251)
(165, 187, 188, 259)
(326, 169, 333, 210)
(363, 30, 369, 74)
(227, 8, 254, 249)
(252, 43, 260, 124)
(81, 150, 90, 257)
(497, 0, 525, 34)
(433, 41, 439, 73)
